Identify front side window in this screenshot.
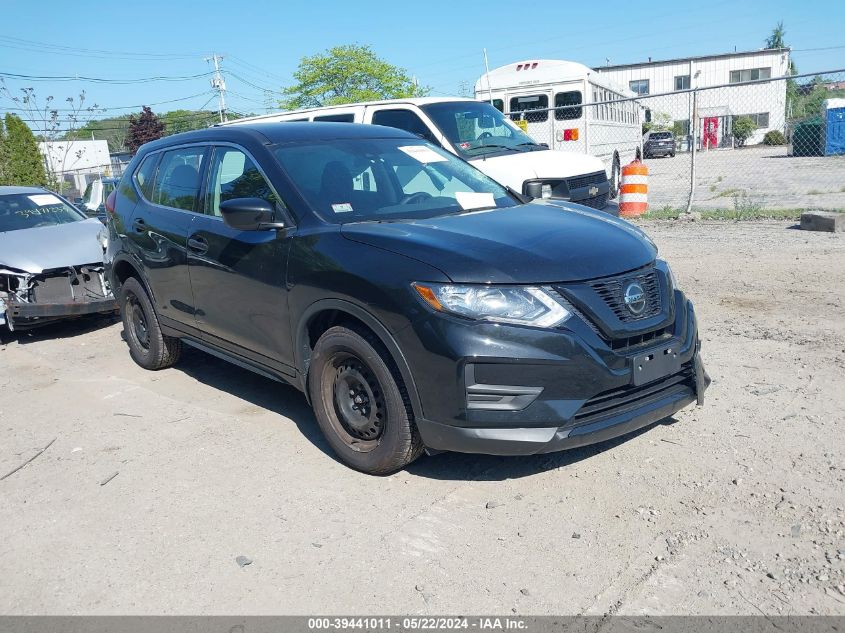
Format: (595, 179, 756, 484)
(205, 147, 282, 217)
(0, 192, 85, 232)
(273, 139, 518, 223)
(152, 147, 206, 212)
(509, 94, 548, 122)
(554, 91, 583, 120)
(371, 109, 437, 144)
(675, 75, 690, 90)
(629, 79, 649, 95)
(421, 101, 540, 158)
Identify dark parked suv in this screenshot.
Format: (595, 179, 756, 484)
(643, 130, 676, 158)
(105, 123, 708, 474)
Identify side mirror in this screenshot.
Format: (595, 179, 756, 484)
(219, 198, 284, 231)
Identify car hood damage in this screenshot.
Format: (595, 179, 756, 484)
(341, 201, 657, 284)
(0, 218, 105, 274)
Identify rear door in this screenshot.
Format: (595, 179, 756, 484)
(187, 144, 295, 373)
(127, 145, 207, 333)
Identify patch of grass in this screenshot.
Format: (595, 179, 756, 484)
(717, 176, 724, 183)
(807, 189, 824, 195)
(640, 205, 681, 220)
(715, 188, 742, 198)
(709, 184, 717, 192)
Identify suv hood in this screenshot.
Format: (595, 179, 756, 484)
(341, 201, 656, 283)
(0, 218, 105, 274)
(469, 148, 605, 188)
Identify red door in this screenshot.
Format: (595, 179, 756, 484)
(702, 117, 718, 149)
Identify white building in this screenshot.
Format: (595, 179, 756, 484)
(596, 48, 791, 147)
(38, 139, 111, 194)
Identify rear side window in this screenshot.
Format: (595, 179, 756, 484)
(509, 94, 548, 122)
(133, 154, 159, 200)
(371, 109, 438, 144)
(152, 147, 206, 212)
(492, 99, 504, 113)
(554, 91, 582, 120)
(314, 113, 355, 122)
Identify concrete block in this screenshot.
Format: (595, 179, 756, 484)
(800, 212, 844, 233)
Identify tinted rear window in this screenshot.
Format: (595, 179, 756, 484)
(650, 132, 672, 140)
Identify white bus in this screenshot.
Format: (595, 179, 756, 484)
(475, 60, 644, 194)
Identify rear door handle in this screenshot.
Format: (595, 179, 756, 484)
(132, 218, 146, 233)
(187, 236, 209, 255)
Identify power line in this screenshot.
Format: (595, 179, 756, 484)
(0, 70, 215, 84)
(205, 53, 227, 122)
(0, 90, 216, 113)
(0, 35, 203, 60)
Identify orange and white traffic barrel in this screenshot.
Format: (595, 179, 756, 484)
(619, 159, 648, 217)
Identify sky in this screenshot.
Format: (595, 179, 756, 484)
(1, 0, 843, 132)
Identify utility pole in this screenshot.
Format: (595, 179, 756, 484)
(206, 53, 227, 123)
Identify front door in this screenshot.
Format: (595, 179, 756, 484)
(702, 117, 719, 149)
(187, 145, 295, 373)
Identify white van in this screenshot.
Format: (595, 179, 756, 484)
(476, 60, 644, 194)
(222, 98, 611, 209)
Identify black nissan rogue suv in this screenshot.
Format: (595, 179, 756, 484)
(105, 123, 709, 474)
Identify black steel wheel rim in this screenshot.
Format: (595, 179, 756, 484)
(127, 293, 150, 350)
(329, 354, 385, 449)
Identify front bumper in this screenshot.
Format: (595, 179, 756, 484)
(4, 296, 118, 330)
(397, 288, 709, 456)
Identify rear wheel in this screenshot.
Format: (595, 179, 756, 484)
(309, 324, 423, 474)
(120, 277, 181, 370)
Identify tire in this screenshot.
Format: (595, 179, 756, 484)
(609, 157, 621, 199)
(670, 152, 675, 158)
(309, 324, 424, 475)
(120, 276, 181, 370)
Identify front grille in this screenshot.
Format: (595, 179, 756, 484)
(589, 269, 661, 322)
(572, 362, 694, 427)
(609, 326, 672, 351)
(578, 192, 609, 209)
(566, 171, 606, 190)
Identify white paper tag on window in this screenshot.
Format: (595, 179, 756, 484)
(332, 203, 353, 213)
(398, 145, 447, 163)
(455, 191, 495, 210)
(28, 194, 62, 206)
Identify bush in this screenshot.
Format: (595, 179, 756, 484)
(763, 130, 786, 145)
(732, 116, 757, 147)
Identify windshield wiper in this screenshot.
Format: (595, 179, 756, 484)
(464, 143, 513, 155)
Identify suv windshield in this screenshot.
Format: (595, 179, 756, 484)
(420, 101, 541, 157)
(273, 139, 519, 223)
(0, 192, 85, 232)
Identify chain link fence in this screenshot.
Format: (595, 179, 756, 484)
(504, 69, 845, 214)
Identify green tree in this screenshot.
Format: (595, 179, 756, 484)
(0, 118, 9, 185)
(65, 115, 132, 153)
(280, 44, 428, 109)
(732, 116, 757, 147)
(2, 113, 48, 186)
(765, 21, 799, 118)
(127, 106, 165, 154)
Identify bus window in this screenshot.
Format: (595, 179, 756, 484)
(509, 94, 548, 122)
(554, 91, 582, 120)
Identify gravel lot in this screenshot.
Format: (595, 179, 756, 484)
(645, 145, 845, 210)
(1, 221, 843, 616)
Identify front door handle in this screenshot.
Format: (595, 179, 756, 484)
(187, 236, 209, 255)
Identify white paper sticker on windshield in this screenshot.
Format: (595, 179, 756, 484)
(398, 145, 447, 163)
(27, 194, 62, 206)
(455, 192, 495, 210)
(332, 203, 353, 213)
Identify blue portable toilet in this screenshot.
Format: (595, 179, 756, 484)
(823, 98, 845, 156)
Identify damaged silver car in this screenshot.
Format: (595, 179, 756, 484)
(0, 186, 118, 332)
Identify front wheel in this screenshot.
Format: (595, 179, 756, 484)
(309, 324, 424, 474)
(609, 157, 621, 199)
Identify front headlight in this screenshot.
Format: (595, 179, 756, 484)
(412, 283, 571, 328)
(97, 227, 108, 252)
(657, 258, 677, 290)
